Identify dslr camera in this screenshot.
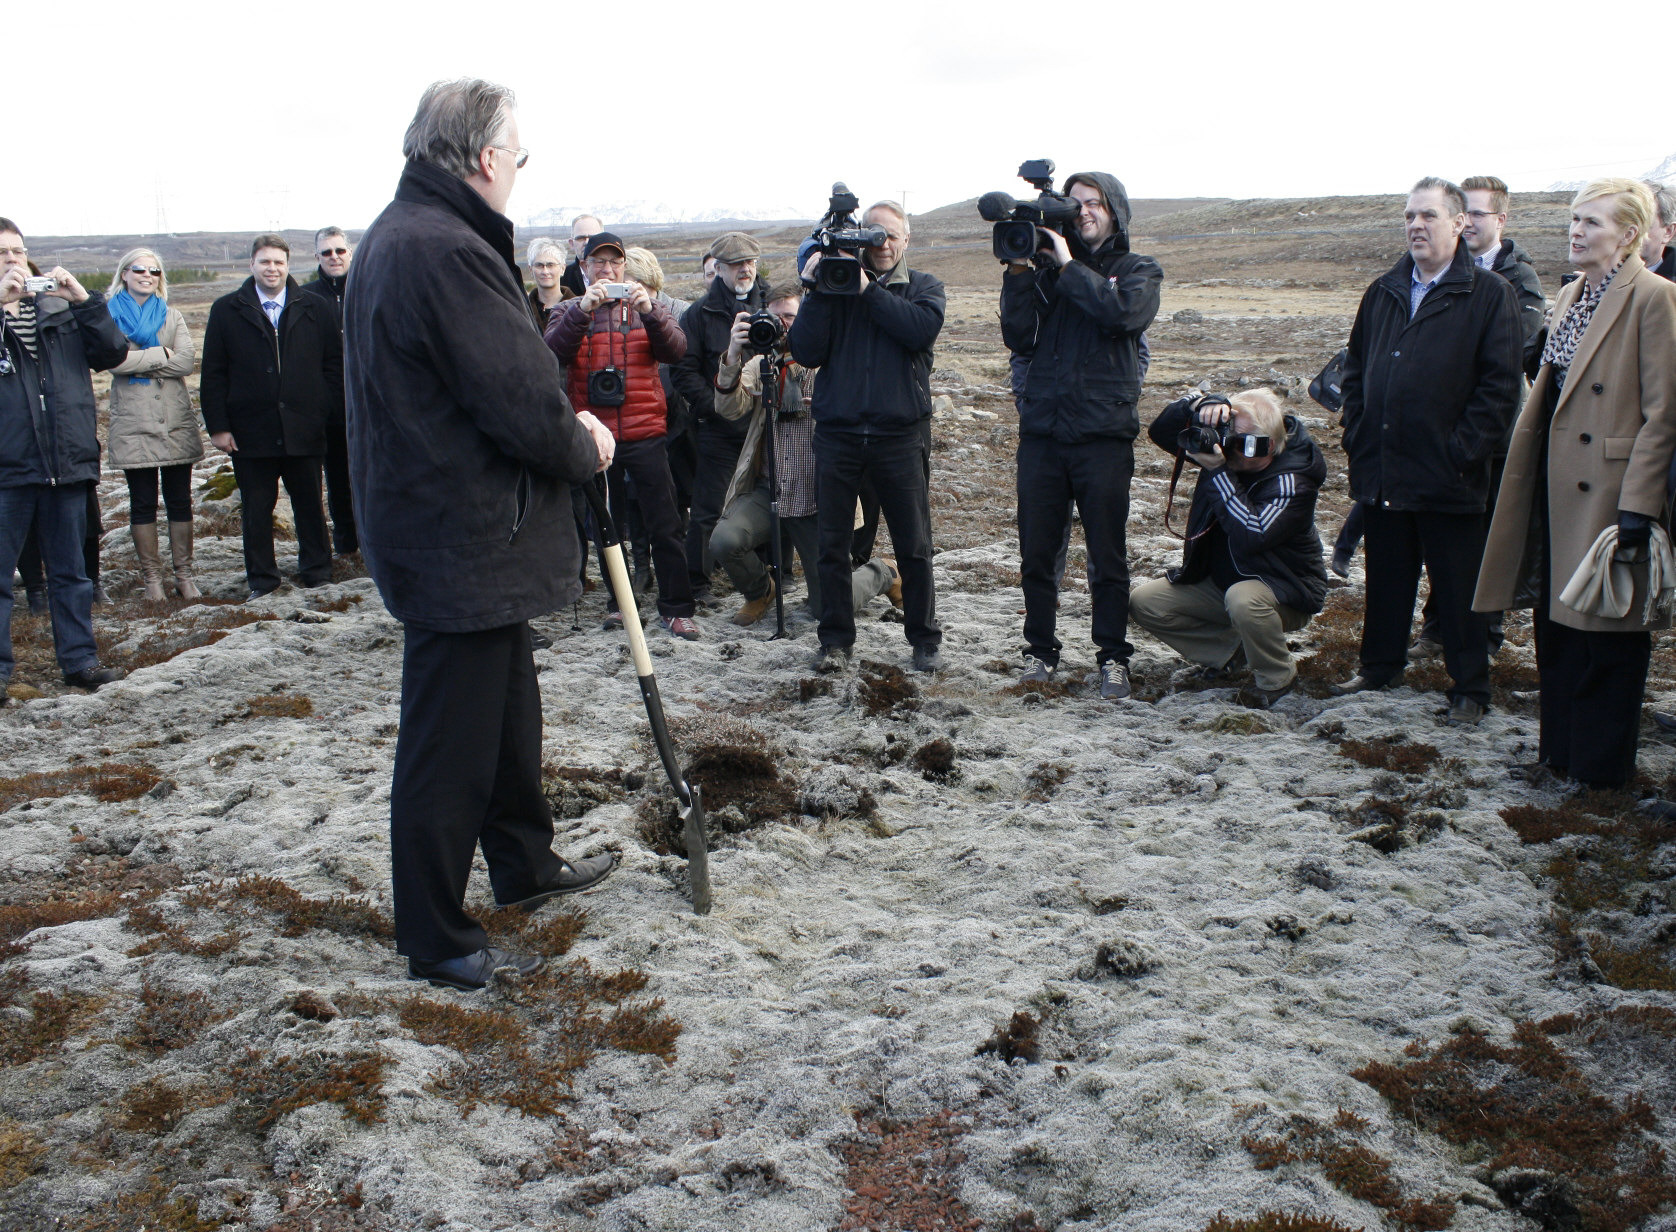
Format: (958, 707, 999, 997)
(588, 367, 626, 408)
(1177, 395, 1272, 461)
(808, 183, 887, 296)
(978, 160, 1081, 266)
(744, 310, 784, 353)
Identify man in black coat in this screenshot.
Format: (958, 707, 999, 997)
(345, 78, 617, 992)
(1000, 170, 1163, 699)
(674, 232, 770, 599)
(1642, 181, 1675, 282)
(789, 201, 947, 673)
(560, 213, 601, 298)
(201, 235, 342, 599)
(299, 225, 357, 555)
(1336, 177, 1522, 725)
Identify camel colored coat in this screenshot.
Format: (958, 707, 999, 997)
(106, 304, 202, 470)
(1474, 255, 1676, 631)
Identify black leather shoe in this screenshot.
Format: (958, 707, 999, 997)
(530, 629, 553, 650)
(247, 585, 279, 602)
(815, 644, 852, 674)
(495, 852, 618, 913)
(911, 644, 944, 673)
(1328, 671, 1402, 696)
(1237, 679, 1294, 710)
(63, 665, 126, 691)
(407, 948, 542, 991)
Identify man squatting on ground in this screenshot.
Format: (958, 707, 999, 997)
(298, 225, 359, 557)
(545, 231, 698, 640)
(790, 201, 948, 675)
(0, 219, 129, 698)
(707, 282, 901, 625)
(1000, 172, 1163, 700)
(1131, 389, 1328, 709)
(344, 78, 618, 992)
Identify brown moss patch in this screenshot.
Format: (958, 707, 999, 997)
(1204, 1216, 1369, 1232)
(541, 763, 629, 820)
(123, 977, 229, 1055)
(0, 762, 161, 813)
(308, 593, 364, 613)
(1338, 736, 1439, 775)
(1242, 1109, 1453, 1230)
(98, 607, 281, 673)
(0, 1119, 47, 1188)
(857, 659, 920, 717)
(58, 1175, 221, 1232)
(244, 693, 314, 719)
(186, 875, 393, 941)
(976, 1011, 1040, 1064)
(1294, 590, 1364, 696)
(1024, 761, 1071, 801)
(226, 1047, 389, 1129)
(115, 1078, 188, 1134)
(1354, 1022, 1676, 1231)
(913, 738, 959, 783)
(837, 1110, 982, 1232)
(0, 890, 129, 942)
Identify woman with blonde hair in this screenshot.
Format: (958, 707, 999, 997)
(104, 250, 201, 600)
(1476, 178, 1676, 787)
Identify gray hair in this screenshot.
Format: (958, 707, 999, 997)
(864, 200, 909, 234)
(570, 213, 602, 234)
(402, 78, 516, 181)
(1644, 180, 1676, 229)
(1409, 176, 1466, 217)
(527, 238, 565, 267)
(314, 225, 348, 249)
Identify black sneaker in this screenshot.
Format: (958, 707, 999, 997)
(63, 665, 127, 691)
(1021, 655, 1055, 683)
(815, 644, 852, 674)
(912, 644, 944, 673)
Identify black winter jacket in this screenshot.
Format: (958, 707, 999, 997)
(0, 293, 127, 489)
(1340, 242, 1522, 514)
(1486, 238, 1546, 374)
(201, 277, 342, 457)
(300, 267, 347, 322)
(1000, 172, 1163, 443)
(1148, 397, 1329, 615)
(1653, 246, 1675, 283)
(787, 263, 945, 437)
(674, 273, 770, 444)
(344, 159, 599, 633)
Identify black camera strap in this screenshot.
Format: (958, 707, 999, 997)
(1166, 395, 1232, 542)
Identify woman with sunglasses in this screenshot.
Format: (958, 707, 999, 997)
(106, 249, 202, 600)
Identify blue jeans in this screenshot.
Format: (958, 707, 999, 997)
(0, 482, 98, 681)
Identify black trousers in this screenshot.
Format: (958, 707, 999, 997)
(1535, 612, 1650, 788)
(1017, 434, 1135, 666)
(323, 419, 358, 553)
(814, 426, 940, 650)
(1360, 506, 1489, 704)
(231, 454, 331, 592)
(598, 437, 693, 619)
(390, 622, 566, 960)
(123, 464, 193, 525)
(685, 421, 745, 592)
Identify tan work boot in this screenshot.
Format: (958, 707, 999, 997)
(732, 577, 775, 626)
(132, 523, 166, 601)
(168, 521, 201, 601)
(882, 558, 903, 608)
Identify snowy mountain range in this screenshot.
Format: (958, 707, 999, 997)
(1547, 152, 1675, 192)
(524, 202, 811, 230)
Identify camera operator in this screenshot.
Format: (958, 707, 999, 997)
(790, 200, 947, 673)
(1000, 172, 1162, 699)
(709, 283, 900, 626)
(545, 232, 697, 639)
(1130, 389, 1328, 708)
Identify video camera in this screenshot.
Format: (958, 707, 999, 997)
(809, 183, 888, 295)
(978, 159, 1081, 266)
(1177, 395, 1272, 461)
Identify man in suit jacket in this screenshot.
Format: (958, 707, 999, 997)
(200, 235, 341, 598)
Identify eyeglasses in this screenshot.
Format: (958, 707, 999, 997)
(0, 247, 26, 260)
(491, 146, 529, 169)
(128, 266, 162, 276)
(318, 247, 348, 257)
(532, 262, 562, 271)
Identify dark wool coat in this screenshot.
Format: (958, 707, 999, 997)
(343, 160, 599, 633)
(1339, 241, 1523, 513)
(200, 277, 342, 457)
(0, 293, 127, 488)
(674, 273, 771, 444)
(1000, 171, 1164, 443)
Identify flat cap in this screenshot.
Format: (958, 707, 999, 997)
(707, 232, 762, 263)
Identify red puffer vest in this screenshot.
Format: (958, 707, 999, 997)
(566, 306, 668, 441)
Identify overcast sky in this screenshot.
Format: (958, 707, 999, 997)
(14, 0, 1673, 237)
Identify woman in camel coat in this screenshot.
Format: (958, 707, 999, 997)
(1475, 178, 1676, 787)
(106, 249, 202, 600)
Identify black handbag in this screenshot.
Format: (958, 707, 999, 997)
(1308, 348, 1348, 415)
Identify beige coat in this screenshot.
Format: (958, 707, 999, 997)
(1474, 255, 1676, 631)
(106, 304, 203, 469)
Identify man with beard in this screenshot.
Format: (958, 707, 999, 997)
(1000, 172, 1163, 699)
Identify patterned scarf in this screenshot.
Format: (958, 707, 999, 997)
(1541, 260, 1623, 373)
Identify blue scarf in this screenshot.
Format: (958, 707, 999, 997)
(108, 289, 168, 385)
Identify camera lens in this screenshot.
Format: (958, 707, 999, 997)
(587, 367, 626, 408)
(746, 313, 783, 350)
(817, 255, 861, 296)
(992, 221, 1039, 264)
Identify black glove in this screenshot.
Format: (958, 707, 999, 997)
(1616, 511, 1652, 563)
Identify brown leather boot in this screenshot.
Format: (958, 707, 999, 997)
(731, 577, 775, 626)
(882, 558, 903, 608)
(132, 523, 166, 601)
(168, 521, 201, 601)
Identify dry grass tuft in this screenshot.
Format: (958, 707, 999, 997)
(115, 1078, 188, 1134)
(837, 1110, 982, 1232)
(0, 763, 161, 814)
(226, 1047, 389, 1129)
(857, 659, 921, 717)
(1242, 1108, 1453, 1230)
(913, 738, 959, 783)
(123, 977, 229, 1055)
(188, 875, 394, 941)
(244, 693, 315, 719)
(976, 1011, 1040, 1064)
(0, 1119, 47, 1189)
(1203, 1216, 1368, 1232)
(0, 891, 129, 942)
(1338, 736, 1439, 774)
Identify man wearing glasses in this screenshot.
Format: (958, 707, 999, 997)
(300, 226, 358, 556)
(344, 79, 617, 992)
(562, 213, 602, 298)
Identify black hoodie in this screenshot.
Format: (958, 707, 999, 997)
(1000, 171, 1163, 443)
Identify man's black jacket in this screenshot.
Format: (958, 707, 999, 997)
(344, 159, 599, 633)
(1653, 246, 1675, 282)
(300, 268, 349, 427)
(561, 257, 585, 298)
(674, 273, 770, 444)
(1339, 241, 1522, 514)
(1000, 171, 1163, 443)
(200, 276, 342, 458)
(787, 262, 946, 437)
(0, 293, 127, 489)
(1485, 237, 1545, 374)
(1148, 396, 1329, 615)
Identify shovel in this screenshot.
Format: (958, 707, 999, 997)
(580, 475, 712, 914)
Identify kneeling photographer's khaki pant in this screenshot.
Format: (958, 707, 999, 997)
(1130, 577, 1308, 691)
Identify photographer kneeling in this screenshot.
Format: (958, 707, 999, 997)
(1130, 389, 1328, 709)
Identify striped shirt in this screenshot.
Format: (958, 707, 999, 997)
(5, 300, 38, 358)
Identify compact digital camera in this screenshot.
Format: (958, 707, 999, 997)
(24, 276, 57, 295)
(601, 283, 634, 300)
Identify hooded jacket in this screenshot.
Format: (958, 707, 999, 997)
(200, 276, 342, 457)
(1148, 396, 1329, 615)
(0, 292, 128, 489)
(343, 159, 600, 633)
(1339, 240, 1523, 513)
(674, 272, 771, 444)
(1000, 172, 1163, 443)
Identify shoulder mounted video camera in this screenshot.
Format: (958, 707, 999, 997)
(808, 183, 887, 296)
(978, 159, 1080, 266)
